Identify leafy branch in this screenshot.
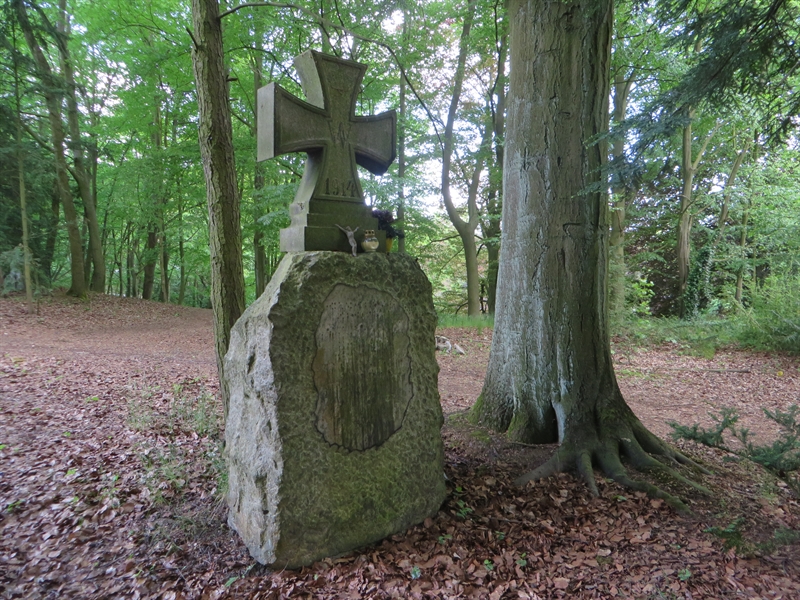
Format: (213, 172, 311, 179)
(670, 405, 800, 493)
(218, 1, 443, 150)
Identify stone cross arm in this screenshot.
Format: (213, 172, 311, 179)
(257, 51, 396, 204)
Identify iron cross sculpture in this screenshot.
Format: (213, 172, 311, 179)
(257, 50, 396, 253)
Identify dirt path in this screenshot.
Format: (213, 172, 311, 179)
(1, 295, 799, 599)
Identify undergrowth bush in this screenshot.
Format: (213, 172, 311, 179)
(735, 278, 800, 353)
(670, 405, 800, 494)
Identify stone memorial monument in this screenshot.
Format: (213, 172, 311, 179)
(224, 50, 446, 568)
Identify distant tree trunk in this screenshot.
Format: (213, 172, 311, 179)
(178, 235, 187, 305)
(735, 200, 750, 303)
(440, 0, 486, 317)
(42, 187, 59, 284)
(609, 70, 635, 322)
(15, 0, 86, 297)
(714, 138, 750, 244)
(252, 50, 267, 298)
(58, 0, 105, 293)
(677, 112, 695, 316)
(14, 53, 34, 312)
(397, 10, 408, 256)
(397, 72, 406, 256)
(159, 233, 170, 302)
(677, 114, 716, 317)
(126, 246, 137, 298)
(484, 28, 507, 315)
(254, 229, 267, 297)
(142, 229, 157, 300)
(191, 0, 245, 414)
(474, 0, 702, 510)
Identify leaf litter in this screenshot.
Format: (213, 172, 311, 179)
(1, 295, 799, 598)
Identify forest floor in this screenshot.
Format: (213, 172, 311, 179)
(1, 293, 799, 599)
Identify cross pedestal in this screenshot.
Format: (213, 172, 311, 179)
(257, 51, 396, 253)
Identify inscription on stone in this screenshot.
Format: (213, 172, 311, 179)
(313, 285, 413, 451)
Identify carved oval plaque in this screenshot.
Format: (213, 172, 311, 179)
(313, 284, 413, 450)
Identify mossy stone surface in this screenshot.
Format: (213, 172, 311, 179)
(224, 251, 446, 568)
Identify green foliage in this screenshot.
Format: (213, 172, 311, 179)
(670, 405, 800, 493)
(0, 246, 24, 295)
(704, 518, 747, 552)
(683, 245, 714, 319)
(454, 498, 473, 519)
(437, 313, 493, 331)
(735, 278, 800, 353)
(626, 273, 655, 319)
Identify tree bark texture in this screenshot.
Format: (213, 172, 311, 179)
(191, 0, 245, 413)
(14, 0, 86, 297)
(474, 0, 703, 509)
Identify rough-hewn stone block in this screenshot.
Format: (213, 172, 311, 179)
(224, 251, 446, 568)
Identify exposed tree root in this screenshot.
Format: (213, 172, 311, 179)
(515, 419, 712, 515)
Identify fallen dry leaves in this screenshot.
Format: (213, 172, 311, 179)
(1, 294, 799, 599)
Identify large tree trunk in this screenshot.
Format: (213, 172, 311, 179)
(474, 0, 703, 510)
(15, 0, 86, 297)
(191, 0, 245, 414)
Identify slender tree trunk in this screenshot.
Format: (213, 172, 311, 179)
(677, 114, 695, 316)
(126, 248, 135, 298)
(15, 84, 34, 312)
(191, 0, 246, 414)
(178, 235, 187, 305)
(12, 21, 33, 310)
(735, 201, 750, 303)
(678, 115, 716, 317)
(254, 229, 267, 297)
(397, 69, 406, 255)
(252, 48, 267, 297)
(440, 0, 484, 317)
(474, 0, 702, 510)
(714, 139, 750, 242)
(159, 233, 170, 302)
(58, 0, 105, 292)
(15, 0, 86, 297)
(142, 229, 157, 299)
(484, 28, 507, 315)
(42, 187, 59, 284)
(397, 9, 409, 255)
(609, 70, 634, 322)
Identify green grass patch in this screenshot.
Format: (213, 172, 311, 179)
(437, 313, 494, 332)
